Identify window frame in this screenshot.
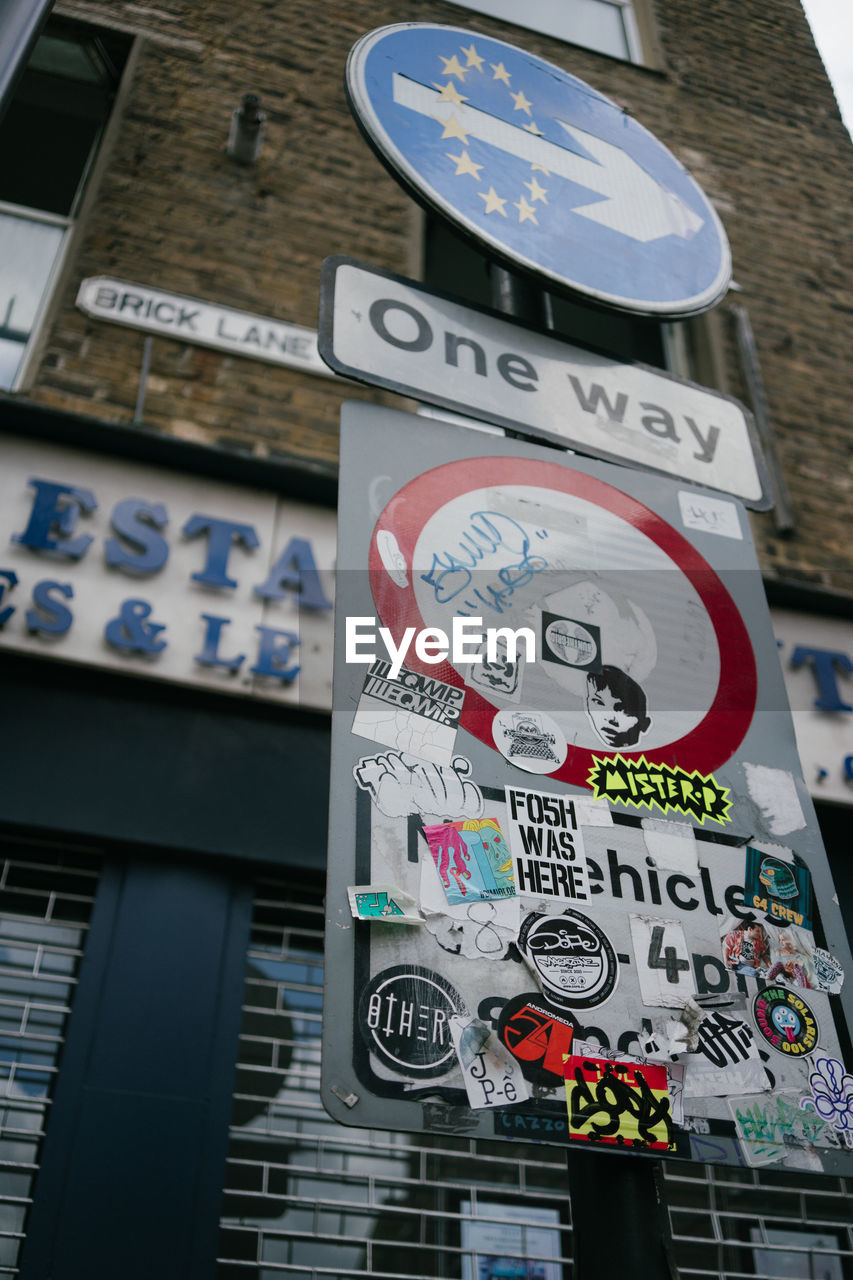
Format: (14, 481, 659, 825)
(442, 0, 647, 65)
(0, 22, 135, 394)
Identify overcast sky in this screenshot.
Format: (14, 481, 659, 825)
(800, 0, 853, 137)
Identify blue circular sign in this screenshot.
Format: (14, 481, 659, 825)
(347, 24, 731, 316)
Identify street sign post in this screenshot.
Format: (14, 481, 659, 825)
(322, 401, 853, 1172)
(346, 24, 731, 317)
(319, 257, 772, 509)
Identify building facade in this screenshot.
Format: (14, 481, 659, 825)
(0, 1, 852, 1277)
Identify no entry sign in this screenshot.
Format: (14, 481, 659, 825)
(322, 403, 853, 1172)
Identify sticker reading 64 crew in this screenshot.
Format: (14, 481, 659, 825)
(587, 755, 730, 825)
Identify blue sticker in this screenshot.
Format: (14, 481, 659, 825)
(744, 847, 813, 933)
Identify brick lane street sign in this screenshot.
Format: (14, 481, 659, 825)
(76, 277, 334, 378)
(346, 24, 731, 317)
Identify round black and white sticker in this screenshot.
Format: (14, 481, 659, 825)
(517, 909, 619, 1011)
(358, 964, 467, 1077)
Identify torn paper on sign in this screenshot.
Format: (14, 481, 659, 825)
(639, 1000, 703, 1060)
(743, 763, 806, 836)
(573, 795, 613, 827)
(630, 914, 696, 1008)
(419, 852, 519, 960)
(642, 819, 698, 874)
(347, 885, 422, 925)
(351, 661, 464, 765)
(683, 1011, 770, 1097)
(449, 1016, 529, 1110)
(353, 751, 483, 819)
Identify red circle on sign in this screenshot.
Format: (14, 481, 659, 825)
(368, 457, 756, 785)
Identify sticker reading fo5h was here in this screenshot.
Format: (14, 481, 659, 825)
(503, 786, 590, 904)
(586, 755, 730, 825)
(564, 1055, 676, 1152)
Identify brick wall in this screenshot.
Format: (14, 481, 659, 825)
(19, 0, 853, 588)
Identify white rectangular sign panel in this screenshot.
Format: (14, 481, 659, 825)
(321, 401, 853, 1174)
(77, 276, 335, 378)
(318, 257, 771, 509)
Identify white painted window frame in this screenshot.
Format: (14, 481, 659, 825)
(445, 0, 645, 65)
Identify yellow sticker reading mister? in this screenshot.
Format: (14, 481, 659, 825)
(586, 755, 731, 826)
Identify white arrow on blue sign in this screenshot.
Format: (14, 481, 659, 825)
(347, 24, 732, 317)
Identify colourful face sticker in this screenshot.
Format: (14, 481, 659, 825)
(753, 987, 819, 1058)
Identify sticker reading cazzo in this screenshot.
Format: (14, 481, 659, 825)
(351, 661, 464, 766)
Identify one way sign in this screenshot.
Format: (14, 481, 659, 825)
(347, 23, 732, 317)
(319, 258, 771, 509)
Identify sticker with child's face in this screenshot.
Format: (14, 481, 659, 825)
(368, 457, 757, 785)
(585, 666, 652, 749)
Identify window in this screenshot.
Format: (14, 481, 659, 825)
(0, 838, 100, 1274)
(750, 1227, 847, 1280)
(0, 22, 130, 391)
(445, 0, 644, 64)
(216, 878, 573, 1278)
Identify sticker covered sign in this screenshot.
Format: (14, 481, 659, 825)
(322, 403, 853, 1175)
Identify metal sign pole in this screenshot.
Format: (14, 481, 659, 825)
(491, 263, 677, 1280)
(566, 1149, 677, 1279)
